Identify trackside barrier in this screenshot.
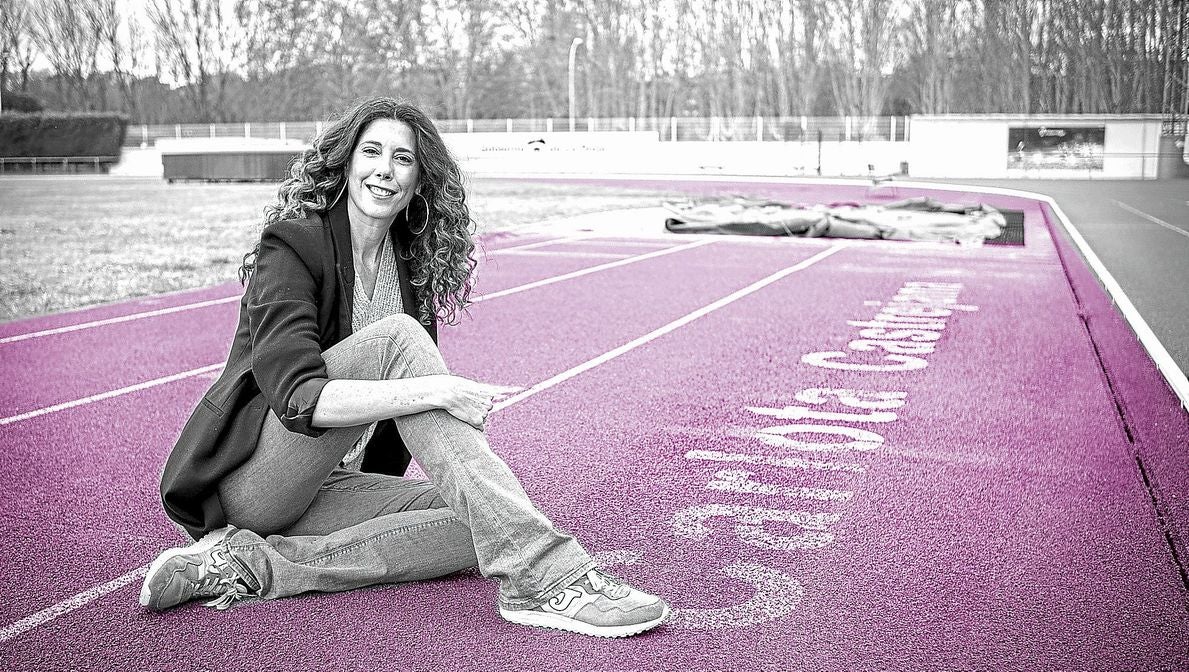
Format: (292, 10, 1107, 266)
(0, 156, 120, 174)
(123, 116, 912, 147)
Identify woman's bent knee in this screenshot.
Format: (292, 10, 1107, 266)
(369, 314, 449, 376)
(374, 314, 426, 339)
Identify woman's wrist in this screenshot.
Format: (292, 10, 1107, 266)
(416, 374, 453, 410)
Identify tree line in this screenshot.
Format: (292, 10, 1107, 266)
(0, 0, 1183, 124)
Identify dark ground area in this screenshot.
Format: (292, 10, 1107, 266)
(932, 178, 1189, 390)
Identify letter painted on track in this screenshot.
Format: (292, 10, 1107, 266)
(747, 405, 897, 423)
(753, 424, 884, 452)
(671, 503, 839, 550)
(793, 388, 907, 409)
(801, 351, 929, 371)
(670, 563, 806, 630)
(707, 469, 853, 501)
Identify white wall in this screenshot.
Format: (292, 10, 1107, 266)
(909, 119, 1006, 178)
(110, 115, 1173, 180)
(910, 114, 1166, 179)
(450, 131, 906, 177)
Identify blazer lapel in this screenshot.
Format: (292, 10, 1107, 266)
(391, 215, 418, 322)
(326, 198, 355, 338)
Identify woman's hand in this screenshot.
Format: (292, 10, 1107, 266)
(430, 375, 523, 429)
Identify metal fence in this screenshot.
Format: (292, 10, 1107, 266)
(124, 116, 911, 147)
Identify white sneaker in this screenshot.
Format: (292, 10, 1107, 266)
(139, 527, 255, 611)
(499, 569, 670, 638)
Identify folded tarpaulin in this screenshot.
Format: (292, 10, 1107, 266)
(663, 196, 1005, 243)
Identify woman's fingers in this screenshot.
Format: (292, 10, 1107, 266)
(445, 380, 523, 428)
(477, 382, 522, 393)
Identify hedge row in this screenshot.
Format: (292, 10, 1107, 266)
(0, 112, 128, 157)
(0, 90, 45, 112)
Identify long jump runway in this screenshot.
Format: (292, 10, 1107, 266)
(2, 181, 1187, 670)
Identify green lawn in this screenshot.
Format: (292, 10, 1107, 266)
(0, 177, 679, 320)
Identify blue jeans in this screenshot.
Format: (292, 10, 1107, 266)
(216, 314, 596, 609)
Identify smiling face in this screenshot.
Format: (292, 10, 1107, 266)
(344, 118, 420, 228)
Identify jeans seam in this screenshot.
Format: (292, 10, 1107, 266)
(318, 482, 432, 493)
(297, 516, 461, 566)
(499, 557, 599, 610)
(422, 410, 542, 599)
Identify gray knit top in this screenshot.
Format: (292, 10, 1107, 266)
(341, 233, 403, 470)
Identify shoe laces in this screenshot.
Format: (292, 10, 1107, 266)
(586, 569, 630, 599)
(193, 545, 252, 611)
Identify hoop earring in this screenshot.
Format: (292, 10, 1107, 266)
(331, 178, 347, 208)
(406, 192, 430, 235)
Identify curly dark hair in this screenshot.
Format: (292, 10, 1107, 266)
(239, 97, 476, 326)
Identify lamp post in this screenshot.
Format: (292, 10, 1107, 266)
(568, 37, 584, 132)
(0, 0, 31, 116)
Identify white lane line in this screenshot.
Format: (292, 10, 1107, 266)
(500, 174, 1189, 410)
(1114, 200, 1189, 240)
(685, 449, 865, 473)
(483, 234, 595, 254)
(0, 364, 224, 426)
(563, 238, 674, 248)
(0, 565, 148, 643)
(473, 238, 715, 303)
(0, 295, 242, 345)
(1, 236, 680, 345)
(494, 249, 633, 259)
(0, 240, 712, 425)
(0, 242, 844, 642)
(492, 244, 846, 412)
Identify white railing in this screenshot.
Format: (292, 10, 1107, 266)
(124, 116, 911, 147)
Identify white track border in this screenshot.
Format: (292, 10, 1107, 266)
(0, 240, 844, 642)
(488, 173, 1189, 410)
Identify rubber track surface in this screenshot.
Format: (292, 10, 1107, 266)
(1, 184, 1186, 670)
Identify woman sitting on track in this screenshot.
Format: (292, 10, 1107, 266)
(140, 96, 670, 638)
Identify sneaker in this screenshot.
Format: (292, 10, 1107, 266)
(498, 569, 670, 638)
(139, 526, 256, 612)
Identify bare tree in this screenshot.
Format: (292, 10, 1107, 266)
(901, 0, 970, 113)
(90, 0, 145, 117)
(1, 0, 24, 93)
(237, 0, 336, 118)
(29, 0, 106, 110)
(424, 0, 499, 118)
(823, 0, 898, 122)
(149, 0, 245, 122)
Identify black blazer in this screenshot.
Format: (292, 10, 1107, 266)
(160, 198, 437, 540)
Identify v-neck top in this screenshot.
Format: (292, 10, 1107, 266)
(342, 233, 403, 469)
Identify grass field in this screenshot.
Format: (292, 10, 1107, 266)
(0, 177, 683, 320)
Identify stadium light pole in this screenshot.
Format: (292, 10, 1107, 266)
(568, 37, 584, 132)
(0, 0, 32, 116)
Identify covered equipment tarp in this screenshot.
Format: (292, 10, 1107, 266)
(663, 196, 1006, 243)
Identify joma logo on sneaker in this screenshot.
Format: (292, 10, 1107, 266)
(547, 587, 584, 612)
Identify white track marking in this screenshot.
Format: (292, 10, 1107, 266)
(472, 238, 716, 303)
(1, 240, 711, 426)
(0, 296, 241, 345)
(490, 249, 633, 259)
(1, 236, 687, 345)
(685, 448, 865, 473)
(495, 174, 1189, 409)
(482, 234, 595, 254)
(0, 364, 223, 426)
(0, 565, 148, 643)
(1114, 200, 1189, 240)
(563, 239, 674, 248)
(669, 562, 805, 630)
(492, 244, 845, 411)
(0, 242, 842, 641)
